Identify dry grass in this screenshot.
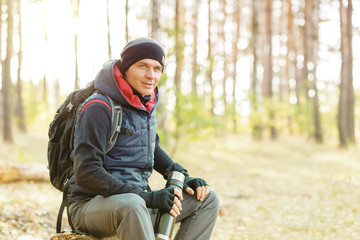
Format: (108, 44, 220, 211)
(173, 135, 360, 240)
(1, 132, 360, 239)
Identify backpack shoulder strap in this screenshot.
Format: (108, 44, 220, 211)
(84, 91, 122, 153)
(56, 183, 69, 233)
(105, 96, 122, 153)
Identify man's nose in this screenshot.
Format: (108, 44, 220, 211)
(146, 68, 155, 79)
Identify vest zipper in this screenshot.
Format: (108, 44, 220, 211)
(147, 115, 151, 164)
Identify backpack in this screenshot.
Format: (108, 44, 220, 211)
(47, 80, 122, 233)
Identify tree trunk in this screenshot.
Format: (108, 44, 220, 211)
(191, 0, 200, 97)
(2, 0, 14, 142)
(263, 0, 276, 139)
(174, 0, 182, 120)
(231, 0, 240, 133)
(74, 25, 79, 90)
(41, 11, 48, 107)
(207, 0, 214, 115)
(302, 0, 312, 101)
(125, 0, 129, 42)
(303, 0, 323, 142)
(285, 0, 298, 96)
(72, 0, 80, 89)
(0, 0, 2, 62)
(311, 0, 323, 143)
(288, 0, 302, 105)
(106, 0, 111, 59)
(250, 0, 261, 138)
(338, 0, 346, 146)
(150, 0, 167, 131)
(303, 0, 311, 131)
(0, 164, 49, 183)
(0, 0, 2, 133)
(220, 0, 229, 114)
(263, 0, 273, 99)
(338, 0, 355, 147)
(285, 0, 297, 133)
(151, 0, 161, 42)
(346, 0, 355, 143)
(54, 78, 60, 108)
(16, 0, 26, 132)
(171, 0, 185, 155)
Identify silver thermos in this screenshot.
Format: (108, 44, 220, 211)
(154, 171, 185, 240)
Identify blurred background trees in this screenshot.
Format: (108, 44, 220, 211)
(0, 0, 359, 149)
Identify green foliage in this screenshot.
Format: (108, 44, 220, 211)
(22, 82, 46, 127)
(246, 93, 339, 141)
(318, 98, 338, 139)
(177, 93, 221, 139)
(249, 97, 298, 137)
(157, 71, 168, 88)
(17, 148, 25, 162)
(158, 93, 222, 148)
(248, 108, 263, 138)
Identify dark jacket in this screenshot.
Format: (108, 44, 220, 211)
(68, 60, 185, 203)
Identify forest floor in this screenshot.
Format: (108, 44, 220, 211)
(1, 130, 360, 240)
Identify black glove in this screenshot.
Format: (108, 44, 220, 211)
(139, 188, 176, 212)
(183, 176, 208, 192)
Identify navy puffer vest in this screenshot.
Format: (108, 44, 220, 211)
(105, 101, 157, 190)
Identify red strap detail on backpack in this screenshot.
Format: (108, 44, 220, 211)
(80, 100, 111, 113)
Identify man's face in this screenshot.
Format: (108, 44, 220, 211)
(125, 58, 162, 96)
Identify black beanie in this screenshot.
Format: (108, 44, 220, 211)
(119, 37, 165, 76)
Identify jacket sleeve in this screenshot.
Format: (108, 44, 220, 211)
(71, 98, 143, 196)
(153, 134, 188, 179)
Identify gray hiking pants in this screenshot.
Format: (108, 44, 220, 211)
(68, 190, 220, 240)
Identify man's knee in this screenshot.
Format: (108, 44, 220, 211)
(112, 193, 153, 235)
(114, 193, 147, 215)
(205, 190, 221, 213)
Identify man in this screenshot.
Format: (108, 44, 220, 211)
(67, 37, 220, 240)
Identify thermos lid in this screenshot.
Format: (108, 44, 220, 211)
(169, 171, 185, 183)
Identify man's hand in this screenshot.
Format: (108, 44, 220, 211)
(183, 177, 210, 201)
(139, 188, 183, 217)
(169, 188, 183, 217)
